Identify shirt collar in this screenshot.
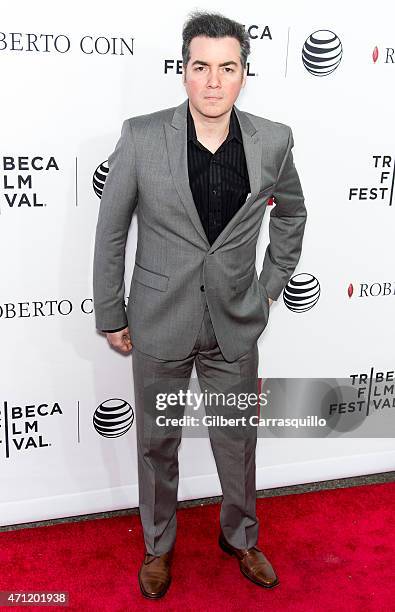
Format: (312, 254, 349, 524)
(187, 99, 242, 145)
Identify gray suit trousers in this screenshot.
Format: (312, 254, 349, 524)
(132, 298, 260, 555)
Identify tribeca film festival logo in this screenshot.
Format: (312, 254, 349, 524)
(93, 398, 134, 438)
(302, 30, 343, 76)
(330, 368, 395, 418)
(347, 281, 395, 299)
(0, 397, 134, 459)
(283, 273, 320, 312)
(164, 58, 258, 77)
(1, 156, 59, 210)
(0, 32, 134, 55)
(349, 155, 395, 207)
(0, 400, 63, 459)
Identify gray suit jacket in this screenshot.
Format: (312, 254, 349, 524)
(93, 98, 307, 361)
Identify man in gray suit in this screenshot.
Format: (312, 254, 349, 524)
(93, 10, 306, 599)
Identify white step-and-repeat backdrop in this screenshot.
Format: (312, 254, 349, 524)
(1, 1, 394, 526)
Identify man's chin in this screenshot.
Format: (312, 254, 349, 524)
(195, 102, 232, 118)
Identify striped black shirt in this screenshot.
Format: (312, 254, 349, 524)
(187, 100, 251, 246)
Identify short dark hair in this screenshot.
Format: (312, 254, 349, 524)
(182, 10, 250, 70)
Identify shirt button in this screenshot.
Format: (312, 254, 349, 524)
(200, 285, 205, 292)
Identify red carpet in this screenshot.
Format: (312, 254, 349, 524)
(1, 481, 394, 611)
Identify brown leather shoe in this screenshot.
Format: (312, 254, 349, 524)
(219, 531, 279, 588)
(138, 549, 173, 599)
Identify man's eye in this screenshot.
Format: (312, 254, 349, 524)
(194, 66, 234, 72)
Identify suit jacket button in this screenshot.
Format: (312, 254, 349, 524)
(200, 285, 205, 292)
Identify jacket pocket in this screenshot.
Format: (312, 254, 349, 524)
(232, 268, 254, 294)
(133, 262, 169, 292)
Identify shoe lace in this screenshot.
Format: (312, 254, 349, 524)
(144, 552, 169, 565)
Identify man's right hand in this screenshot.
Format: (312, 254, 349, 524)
(106, 327, 133, 353)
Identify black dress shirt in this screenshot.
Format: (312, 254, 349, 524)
(102, 101, 250, 333)
(186, 100, 250, 246)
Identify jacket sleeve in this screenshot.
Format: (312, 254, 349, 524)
(93, 119, 138, 331)
(259, 126, 307, 300)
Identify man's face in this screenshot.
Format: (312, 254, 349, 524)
(183, 35, 246, 117)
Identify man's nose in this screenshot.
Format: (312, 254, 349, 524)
(207, 71, 221, 87)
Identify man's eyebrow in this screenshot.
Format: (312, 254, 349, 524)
(191, 60, 238, 67)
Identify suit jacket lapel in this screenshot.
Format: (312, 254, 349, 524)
(209, 105, 262, 252)
(164, 99, 209, 246)
(164, 98, 262, 252)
